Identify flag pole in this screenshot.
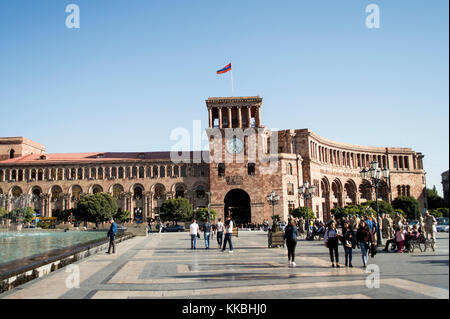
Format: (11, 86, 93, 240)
(231, 65, 234, 97)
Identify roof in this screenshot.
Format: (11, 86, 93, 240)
(0, 151, 208, 165)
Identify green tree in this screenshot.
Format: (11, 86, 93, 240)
(195, 208, 217, 222)
(0, 207, 8, 219)
(75, 192, 118, 227)
(366, 200, 393, 216)
(331, 207, 348, 220)
(114, 209, 131, 223)
(292, 207, 315, 220)
(22, 207, 36, 223)
(56, 209, 74, 222)
(427, 186, 446, 209)
(392, 196, 420, 220)
(428, 209, 443, 218)
(160, 198, 193, 223)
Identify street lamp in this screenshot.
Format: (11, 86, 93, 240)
(206, 192, 211, 222)
(299, 181, 316, 238)
(266, 191, 280, 219)
(360, 160, 389, 246)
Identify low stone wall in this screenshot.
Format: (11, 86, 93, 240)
(0, 233, 133, 294)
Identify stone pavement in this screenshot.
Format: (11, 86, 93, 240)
(1, 231, 448, 299)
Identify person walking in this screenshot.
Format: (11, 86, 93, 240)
(222, 216, 234, 253)
(356, 220, 373, 268)
(424, 211, 437, 248)
(342, 221, 355, 267)
(203, 219, 212, 249)
(324, 221, 340, 268)
(189, 219, 199, 250)
(106, 218, 118, 254)
(283, 218, 299, 267)
(216, 218, 224, 248)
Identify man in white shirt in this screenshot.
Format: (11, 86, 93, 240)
(189, 219, 199, 250)
(222, 216, 234, 253)
(216, 218, 224, 248)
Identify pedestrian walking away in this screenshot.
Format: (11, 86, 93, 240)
(107, 218, 118, 254)
(283, 218, 299, 267)
(189, 219, 199, 250)
(216, 218, 224, 248)
(324, 221, 340, 268)
(222, 216, 234, 253)
(203, 220, 212, 249)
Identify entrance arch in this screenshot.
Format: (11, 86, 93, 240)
(224, 189, 251, 225)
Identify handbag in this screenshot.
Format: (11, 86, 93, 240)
(197, 232, 200, 239)
(345, 240, 352, 248)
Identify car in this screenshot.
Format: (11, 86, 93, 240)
(445, 225, 449, 233)
(162, 225, 185, 232)
(436, 218, 449, 232)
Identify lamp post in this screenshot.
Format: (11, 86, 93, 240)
(206, 192, 211, 222)
(266, 191, 280, 220)
(360, 160, 389, 246)
(298, 181, 316, 238)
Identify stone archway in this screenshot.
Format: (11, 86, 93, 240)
(224, 189, 251, 225)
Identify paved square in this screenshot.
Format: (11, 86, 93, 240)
(1, 231, 448, 299)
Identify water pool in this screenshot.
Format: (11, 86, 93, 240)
(0, 231, 107, 265)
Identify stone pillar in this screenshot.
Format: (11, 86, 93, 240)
(257, 106, 261, 127)
(228, 107, 232, 128)
(238, 108, 242, 128)
(209, 108, 213, 128)
(218, 107, 223, 128)
(247, 106, 252, 127)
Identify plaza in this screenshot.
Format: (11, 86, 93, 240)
(1, 231, 448, 299)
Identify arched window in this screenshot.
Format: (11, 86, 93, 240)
(167, 166, 172, 177)
(134, 186, 143, 199)
(132, 166, 137, 178)
(9, 149, 15, 159)
(287, 163, 293, 175)
(175, 185, 185, 198)
(139, 166, 144, 178)
(98, 167, 103, 180)
(160, 166, 165, 178)
(118, 167, 124, 179)
(174, 166, 179, 177)
(153, 165, 158, 178)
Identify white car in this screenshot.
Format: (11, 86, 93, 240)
(445, 225, 449, 233)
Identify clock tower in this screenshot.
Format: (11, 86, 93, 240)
(205, 96, 272, 225)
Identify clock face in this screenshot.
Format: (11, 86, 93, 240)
(226, 137, 244, 154)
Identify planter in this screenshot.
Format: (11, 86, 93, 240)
(268, 230, 285, 248)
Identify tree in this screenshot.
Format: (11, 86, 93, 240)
(75, 192, 118, 227)
(292, 207, 315, 220)
(392, 196, 420, 220)
(330, 207, 347, 220)
(195, 208, 216, 222)
(427, 187, 447, 209)
(159, 198, 193, 224)
(22, 207, 36, 223)
(429, 208, 449, 218)
(0, 207, 8, 219)
(56, 209, 74, 222)
(114, 209, 130, 223)
(366, 200, 393, 216)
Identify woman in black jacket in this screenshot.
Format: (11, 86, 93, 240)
(342, 221, 355, 267)
(324, 221, 340, 268)
(283, 218, 299, 267)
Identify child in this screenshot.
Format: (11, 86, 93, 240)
(395, 227, 405, 253)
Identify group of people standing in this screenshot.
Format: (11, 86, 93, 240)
(189, 217, 234, 253)
(323, 218, 376, 268)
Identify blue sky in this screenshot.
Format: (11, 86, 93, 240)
(0, 0, 448, 195)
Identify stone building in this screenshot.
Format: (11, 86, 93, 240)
(0, 96, 427, 224)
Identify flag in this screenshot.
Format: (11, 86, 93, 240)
(216, 63, 231, 74)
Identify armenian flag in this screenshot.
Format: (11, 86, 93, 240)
(216, 63, 231, 74)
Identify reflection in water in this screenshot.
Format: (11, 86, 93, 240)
(0, 231, 106, 264)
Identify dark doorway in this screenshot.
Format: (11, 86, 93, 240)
(224, 189, 251, 225)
